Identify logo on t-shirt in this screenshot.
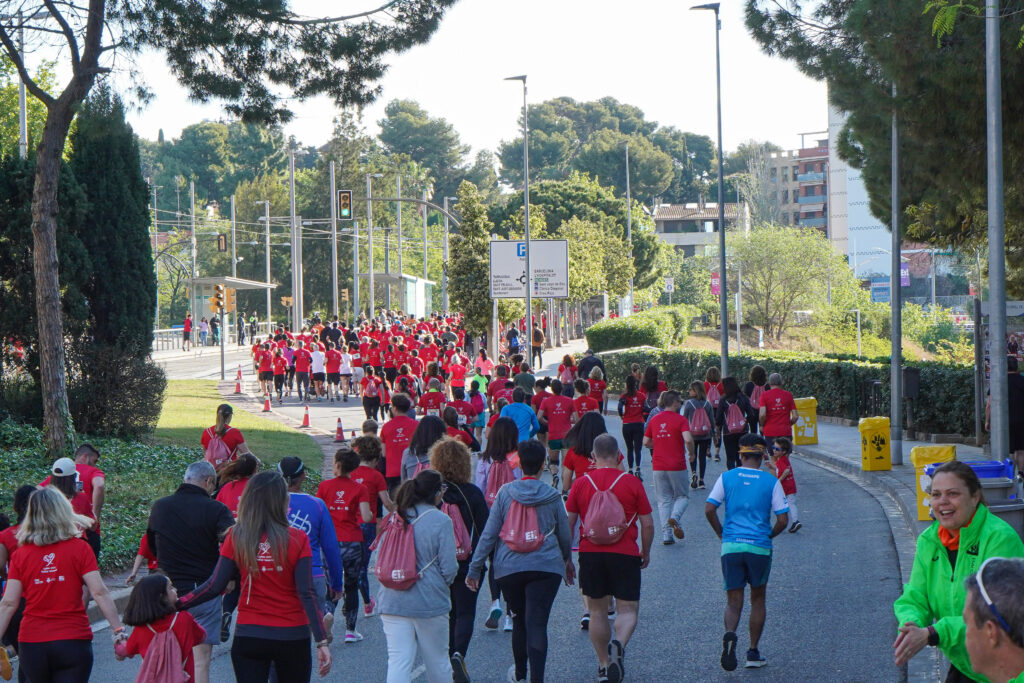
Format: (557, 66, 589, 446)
(41, 552, 57, 574)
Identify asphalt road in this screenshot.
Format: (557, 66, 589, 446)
(76, 349, 905, 682)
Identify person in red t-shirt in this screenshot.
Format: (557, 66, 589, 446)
(360, 366, 386, 421)
(442, 407, 474, 447)
(272, 348, 289, 402)
(766, 436, 801, 532)
(317, 449, 373, 642)
(292, 344, 313, 401)
(565, 434, 653, 679)
(758, 373, 798, 439)
(201, 404, 252, 469)
(447, 387, 477, 428)
(538, 379, 576, 485)
(183, 313, 193, 351)
(617, 375, 648, 476)
(380, 394, 419, 492)
(325, 342, 343, 402)
(642, 391, 694, 545)
(586, 367, 608, 414)
(178, 472, 332, 677)
(118, 574, 206, 680)
(215, 454, 259, 517)
(39, 443, 107, 557)
(573, 379, 600, 417)
(0, 487, 127, 682)
(126, 532, 159, 585)
(418, 378, 447, 418)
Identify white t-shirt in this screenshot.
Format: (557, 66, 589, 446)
(339, 353, 353, 374)
(311, 350, 326, 374)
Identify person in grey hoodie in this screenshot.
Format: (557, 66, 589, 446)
(466, 440, 574, 683)
(401, 415, 446, 481)
(378, 470, 458, 683)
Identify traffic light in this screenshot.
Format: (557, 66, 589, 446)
(341, 288, 349, 302)
(338, 190, 352, 220)
(225, 288, 236, 313)
(217, 233, 227, 252)
(210, 284, 225, 313)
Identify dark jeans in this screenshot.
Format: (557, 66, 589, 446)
(531, 345, 543, 368)
(362, 396, 381, 420)
(19, 639, 92, 683)
(723, 433, 742, 470)
(232, 635, 310, 683)
(357, 523, 376, 604)
(622, 422, 645, 470)
(449, 564, 481, 657)
(498, 571, 562, 683)
(339, 541, 363, 631)
(692, 439, 710, 480)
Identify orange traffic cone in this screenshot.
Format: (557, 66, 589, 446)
(263, 394, 271, 412)
(301, 405, 310, 428)
(236, 364, 242, 380)
(334, 418, 345, 442)
(234, 380, 242, 394)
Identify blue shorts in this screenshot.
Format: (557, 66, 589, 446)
(721, 551, 772, 591)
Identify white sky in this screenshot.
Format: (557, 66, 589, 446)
(119, 0, 828, 155)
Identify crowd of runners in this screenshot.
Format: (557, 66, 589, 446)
(3, 308, 1024, 683)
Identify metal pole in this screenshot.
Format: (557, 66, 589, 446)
(353, 221, 360, 320)
(289, 149, 299, 331)
(190, 181, 197, 317)
(296, 215, 303, 327)
(930, 249, 937, 309)
(442, 197, 450, 313)
(735, 292, 741, 353)
(397, 176, 404, 311)
(385, 228, 392, 310)
(264, 201, 271, 328)
(230, 195, 237, 278)
(367, 174, 375, 320)
(890, 82, 904, 466)
(523, 81, 533, 336)
(220, 309, 225, 379)
(422, 190, 429, 282)
(330, 161, 339, 318)
(856, 309, 862, 358)
(625, 142, 633, 311)
(17, 12, 27, 159)
(987, 0, 1009, 462)
(152, 183, 160, 330)
(974, 298, 985, 446)
(710, 7, 728, 376)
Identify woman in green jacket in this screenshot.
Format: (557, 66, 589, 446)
(894, 461, 1024, 681)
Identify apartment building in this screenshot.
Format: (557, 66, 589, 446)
(767, 139, 828, 231)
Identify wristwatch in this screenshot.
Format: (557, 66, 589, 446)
(927, 625, 939, 647)
(316, 639, 331, 648)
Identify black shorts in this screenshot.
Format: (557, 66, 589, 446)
(327, 372, 341, 385)
(537, 422, 548, 435)
(721, 551, 772, 591)
(259, 371, 273, 381)
(579, 552, 642, 601)
(312, 372, 326, 383)
(296, 371, 310, 384)
(183, 331, 191, 341)
(274, 375, 285, 389)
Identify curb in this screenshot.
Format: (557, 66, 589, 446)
(796, 446, 945, 683)
(88, 586, 132, 631)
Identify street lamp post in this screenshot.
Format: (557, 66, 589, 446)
(366, 173, 383, 319)
(505, 75, 532, 333)
(691, 2, 729, 376)
(442, 196, 457, 313)
(330, 161, 339, 319)
(625, 143, 634, 312)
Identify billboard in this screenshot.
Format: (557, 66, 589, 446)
(489, 240, 569, 299)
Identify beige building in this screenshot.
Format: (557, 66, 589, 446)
(652, 202, 749, 256)
(767, 139, 828, 231)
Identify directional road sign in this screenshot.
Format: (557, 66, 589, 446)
(489, 239, 569, 299)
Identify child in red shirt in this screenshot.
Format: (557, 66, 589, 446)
(118, 575, 206, 681)
(767, 437, 801, 532)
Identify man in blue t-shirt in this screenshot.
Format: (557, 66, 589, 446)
(278, 457, 345, 639)
(705, 434, 789, 672)
(499, 387, 540, 443)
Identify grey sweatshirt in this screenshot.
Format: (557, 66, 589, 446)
(467, 478, 572, 581)
(376, 503, 458, 618)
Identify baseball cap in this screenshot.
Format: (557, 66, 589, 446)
(51, 457, 78, 477)
(277, 457, 305, 478)
(585, 349, 594, 355)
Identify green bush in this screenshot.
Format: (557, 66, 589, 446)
(585, 304, 700, 353)
(598, 348, 976, 437)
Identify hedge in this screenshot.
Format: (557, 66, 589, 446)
(597, 348, 976, 438)
(585, 304, 701, 353)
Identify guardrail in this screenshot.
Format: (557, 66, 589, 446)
(152, 323, 274, 351)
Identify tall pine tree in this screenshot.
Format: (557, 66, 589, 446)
(69, 85, 156, 350)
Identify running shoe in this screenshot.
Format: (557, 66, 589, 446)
(580, 613, 590, 630)
(485, 602, 502, 629)
(607, 639, 625, 683)
(745, 649, 767, 668)
(551, 473, 560, 490)
(364, 597, 376, 616)
(220, 612, 232, 643)
(344, 630, 363, 644)
(507, 664, 526, 683)
(699, 480, 706, 489)
(635, 470, 643, 482)
(714, 454, 721, 462)
(721, 631, 738, 671)
(330, 398, 335, 404)
(789, 521, 802, 533)
(690, 473, 698, 489)
(667, 517, 684, 540)
(503, 615, 513, 631)
(596, 666, 609, 683)
(451, 652, 470, 683)
(662, 534, 675, 545)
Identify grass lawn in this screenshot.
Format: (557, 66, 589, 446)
(153, 380, 322, 469)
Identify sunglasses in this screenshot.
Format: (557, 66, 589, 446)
(772, 446, 787, 452)
(975, 557, 1014, 636)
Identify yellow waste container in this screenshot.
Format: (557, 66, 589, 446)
(911, 445, 957, 522)
(793, 397, 818, 445)
(858, 417, 892, 472)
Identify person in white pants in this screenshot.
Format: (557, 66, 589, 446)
(377, 470, 458, 683)
(643, 391, 695, 544)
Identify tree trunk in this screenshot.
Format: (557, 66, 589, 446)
(33, 103, 78, 458)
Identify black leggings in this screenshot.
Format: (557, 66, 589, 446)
(19, 639, 92, 683)
(622, 422, 645, 470)
(723, 433, 742, 470)
(691, 439, 710, 480)
(232, 635, 311, 683)
(339, 541, 363, 631)
(2, 599, 26, 683)
(498, 571, 562, 683)
(449, 565, 482, 657)
(362, 396, 381, 420)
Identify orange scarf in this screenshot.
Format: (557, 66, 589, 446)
(937, 508, 979, 551)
